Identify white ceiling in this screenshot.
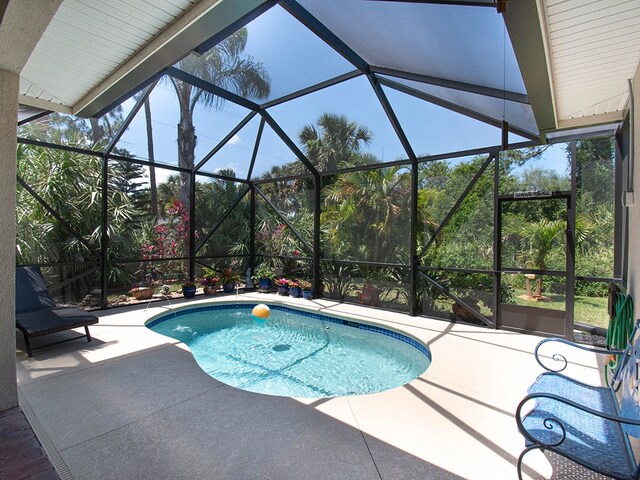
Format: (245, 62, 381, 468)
(540, 0, 640, 129)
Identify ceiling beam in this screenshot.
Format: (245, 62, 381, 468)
(503, 0, 556, 132)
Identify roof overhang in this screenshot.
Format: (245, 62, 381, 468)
(506, 0, 640, 140)
(17, 0, 269, 118)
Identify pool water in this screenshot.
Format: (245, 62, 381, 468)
(148, 304, 431, 398)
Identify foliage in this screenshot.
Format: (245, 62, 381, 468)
(253, 264, 275, 281)
(219, 267, 240, 284)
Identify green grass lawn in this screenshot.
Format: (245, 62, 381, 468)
(511, 289, 609, 329)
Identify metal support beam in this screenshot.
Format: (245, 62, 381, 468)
(260, 110, 319, 177)
(167, 67, 260, 111)
(249, 183, 256, 275)
(377, 76, 540, 142)
(278, 0, 370, 72)
(421, 153, 495, 254)
(16, 175, 101, 260)
(247, 116, 266, 181)
(419, 271, 493, 326)
(261, 70, 363, 109)
(493, 150, 500, 329)
(18, 110, 52, 126)
(566, 141, 577, 341)
(371, 66, 529, 104)
(196, 111, 258, 171)
(313, 175, 322, 298)
(368, 74, 417, 161)
(100, 155, 109, 308)
(255, 185, 313, 254)
(105, 81, 157, 155)
(195, 187, 251, 253)
(189, 171, 196, 280)
(410, 161, 419, 315)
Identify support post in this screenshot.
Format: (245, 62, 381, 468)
(189, 171, 196, 281)
(313, 175, 322, 298)
(410, 160, 419, 316)
(250, 183, 256, 276)
(566, 141, 577, 340)
(101, 155, 109, 308)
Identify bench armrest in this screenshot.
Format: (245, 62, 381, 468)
(516, 392, 640, 448)
(534, 338, 623, 373)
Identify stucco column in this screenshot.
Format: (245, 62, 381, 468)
(0, 69, 18, 411)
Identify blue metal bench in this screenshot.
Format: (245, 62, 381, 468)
(516, 323, 640, 480)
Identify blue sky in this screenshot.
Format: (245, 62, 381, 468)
(114, 4, 569, 185)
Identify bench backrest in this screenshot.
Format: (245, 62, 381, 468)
(15, 266, 57, 313)
(614, 320, 640, 437)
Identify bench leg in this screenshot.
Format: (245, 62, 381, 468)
(22, 332, 33, 358)
(84, 326, 92, 343)
(517, 445, 544, 480)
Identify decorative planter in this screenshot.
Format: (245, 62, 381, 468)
(290, 286, 302, 298)
(277, 285, 289, 296)
(357, 283, 382, 306)
(131, 286, 154, 300)
(258, 278, 272, 292)
(203, 285, 216, 296)
(302, 289, 313, 300)
(223, 282, 235, 293)
(182, 286, 196, 298)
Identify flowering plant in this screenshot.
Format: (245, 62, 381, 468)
(182, 280, 196, 288)
(276, 277, 289, 287)
(220, 267, 240, 284)
(299, 280, 312, 290)
(288, 279, 300, 288)
(200, 276, 219, 287)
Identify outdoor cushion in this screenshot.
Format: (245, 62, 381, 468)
(15, 266, 56, 313)
(16, 306, 98, 337)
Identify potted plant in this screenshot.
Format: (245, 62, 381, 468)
(275, 277, 289, 296)
(300, 280, 313, 300)
(253, 264, 275, 292)
(220, 267, 240, 293)
(289, 279, 302, 298)
(182, 280, 197, 298)
(200, 275, 219, 295)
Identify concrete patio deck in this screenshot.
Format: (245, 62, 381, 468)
(15, 293, 605, 480)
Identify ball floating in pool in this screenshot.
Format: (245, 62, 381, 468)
(252, 304, 270, 319)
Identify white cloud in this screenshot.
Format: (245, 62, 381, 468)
(228, 134, 241, 145)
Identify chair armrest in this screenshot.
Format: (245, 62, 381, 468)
(516, 392, 640, 448)
(534, 337, 623, 373)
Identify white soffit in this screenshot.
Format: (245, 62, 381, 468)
(542, 0, 640, 128)
(19, 0, 197, 112)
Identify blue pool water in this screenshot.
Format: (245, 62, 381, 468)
(147, 304, 431, 398)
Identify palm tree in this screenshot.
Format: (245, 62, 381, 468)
(516, 219, 565, 298)
(299, 113, 373, 172)
(169, 28, 270, 209)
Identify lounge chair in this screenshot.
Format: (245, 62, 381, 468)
(15, 266, 98, 357)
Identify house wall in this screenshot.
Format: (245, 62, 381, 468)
(629, 63, 640, 305)
(0, 70, 18, 411)
(0, 0, 63, 412)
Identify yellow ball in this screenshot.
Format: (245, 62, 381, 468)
(252, 304, 270, 319)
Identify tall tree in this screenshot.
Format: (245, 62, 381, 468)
(169, 28, 270, 210)
(299, 112, 373, 172)
(144, 98, 159, 218)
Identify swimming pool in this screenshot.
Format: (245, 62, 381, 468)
(147, 304, 431, 398)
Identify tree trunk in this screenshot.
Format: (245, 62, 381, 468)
(534, 277, 543, 298)
(177, 110, 195, 274)
(177, 114, 196, 211)
(525, 277, 533, 298)
(89, 117, 104, 145)
(144, 99, 158, 218)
